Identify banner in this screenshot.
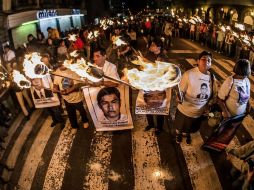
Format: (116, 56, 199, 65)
(30, 75, 60, 108)
(83, 85, 133, 131)
(135, 89, 171, 115)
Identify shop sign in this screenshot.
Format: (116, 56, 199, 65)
(37, 9, 58, 20)
(72, 9, 81, 15)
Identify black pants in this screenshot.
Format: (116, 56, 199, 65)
(146, 115, 164, 130)
(47, 106, 64, 124)
(64, 100, 88, 129)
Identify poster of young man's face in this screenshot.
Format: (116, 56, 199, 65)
(30, 75, 60, 108)
(135, 89, 171, 115)
(83, 85, 133, 131)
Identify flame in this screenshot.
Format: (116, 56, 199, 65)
(113, 36, 127, 47)
(226, 26, 231, 30)
(70, 50, 79, 58)
(13, 70, 31, 89)
(87, 30, 99, 40)
(0, 72, 6, 80)
(100, 19, 114, 30)
(127, 57, 181, 91)
(23, 53, 50, 79)
(235, 23, 245, 31)
(68, 34, 77, 41)
(232, 31, 239, 38)
(221, 26, 226, 32)
(63, 58, 102, 83)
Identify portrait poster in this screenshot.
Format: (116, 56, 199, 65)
(82, 84, 133, 131)
(135, 89, 172, 115)
(30, 75, 60, 108)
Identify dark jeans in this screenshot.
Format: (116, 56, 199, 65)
(47, 106, 64, 124)
(147, 115, 164, 130)
(64, 100, 88, 129)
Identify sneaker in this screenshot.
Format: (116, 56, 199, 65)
(144, 125, 153, 131)
(71, 128, 77, 135)
(186, 135, 192, 145)
(176, 134, 182, 143)
(83, 122, 89, 129)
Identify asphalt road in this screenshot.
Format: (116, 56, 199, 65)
(0, 37, 253, 190)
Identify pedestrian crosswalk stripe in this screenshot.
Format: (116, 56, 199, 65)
(83, 132, 112, 190)
(4, 110, 42, 170)
(213, 59, 233, 73)
(186, 58, 197, 67)
(43, 120, 75, 190)
(1, 110, 42, 184)
(0, 114, 24, 159)
(18, 116, 53, 190)
(180, 132, 222, 190)
(242, 115, 254, 139)
(179, 39, 203, 51)
(132, 115, 168, 190)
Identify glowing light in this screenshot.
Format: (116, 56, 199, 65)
(221, 26, 226, 32)
(232, 31, 239, 38)
(23, 53, 50, 79)
(63, 58, 102, 83)
(70, 50, 79, 58)
(87, 30, 99, 40)
(68, 34, 77, 42)
(235, 23, 245, 31)
(113, 36, 127, 47)
(13, 70, 31, 89)
(127, 57, 181, 91)
(230, 10, 234, 14)
(130, 16, 134, 20)
(153, 171, 161, 178)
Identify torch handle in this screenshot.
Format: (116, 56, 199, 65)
(177, 84, 183, 103)
(102, 75, 134, 87)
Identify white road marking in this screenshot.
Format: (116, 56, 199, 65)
(132, 115, 172, 190)
(180, 132, 222, 190)
(43, 120, 75, 190)
(18, 116, 54, 190)
(83, 132, 112, 190)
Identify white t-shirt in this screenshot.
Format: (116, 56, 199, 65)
(100, 60, 120, 80)
(178, 67, 215, 118)
(53, 68, 83, 103)
(218, 76, 250, 116)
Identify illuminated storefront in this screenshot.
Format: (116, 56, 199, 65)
(6, 9, 86, 49)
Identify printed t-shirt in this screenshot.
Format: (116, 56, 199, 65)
(218, 76, 250, 116)
(177, 67, 212, 118)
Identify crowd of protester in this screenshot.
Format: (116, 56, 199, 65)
(0, 14, 253, 188)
